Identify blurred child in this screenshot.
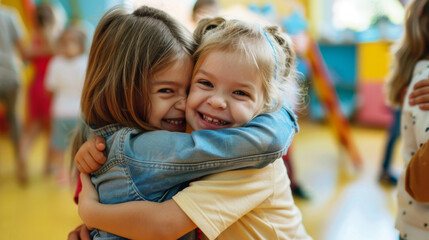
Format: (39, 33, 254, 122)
(45, 25, 87, 183)
(20, 2, 63, 176)
(77, 15, 311, 239)
(0, 3, 27, 184)
(384, 0, 429, 238)
(191, 0, 220, 26)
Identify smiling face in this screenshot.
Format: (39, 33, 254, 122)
(147, 56, 193, 132)
(186, 50, 265, 130)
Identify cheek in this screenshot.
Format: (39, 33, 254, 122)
(186, 87, 201, 110)
(185, 89, 202, 129)
(147, 98, 169, 127)
(231, 103, 260, 125)
(147, 108, 162, 128)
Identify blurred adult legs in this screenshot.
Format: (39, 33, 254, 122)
(0, 78, 27, 185)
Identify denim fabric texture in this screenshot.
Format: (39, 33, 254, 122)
(90, 106, 298, 240)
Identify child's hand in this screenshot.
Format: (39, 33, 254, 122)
(409, 79, 429, 110)
(78, 174, 99, 229)
(67, 224, 91, 240)
(75, 136, 106, 173)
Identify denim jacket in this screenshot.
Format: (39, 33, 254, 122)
(89, 106, 298, 239)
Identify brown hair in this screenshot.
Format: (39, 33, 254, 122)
(70, 5, 195, 177)
(81, 5, 195, 130)
(193, 17, 301, 113)
(385, 0, 429, 106)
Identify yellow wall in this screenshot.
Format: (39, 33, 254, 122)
(358, 42, 393, 83)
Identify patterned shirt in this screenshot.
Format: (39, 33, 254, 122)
(396, 60, 429, 240)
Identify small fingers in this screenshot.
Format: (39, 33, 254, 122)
(413, 79, 429, 90)
(409, 86, 429, 99)
(82, 148, 103, 171)
(93, 136, 106, 151)
(75, 161, 86, 174)
(76, 147, 102, 173)
(68, 230, 79, 240)
(77, 159, 92, 174)
(409, 95, 429, 106)
(88, 146, 106, 166)
(85, 156, 102, 171)
(68, 224, 89, 240)
(419, 103, 429, 111)
(79, 226, 91, 240)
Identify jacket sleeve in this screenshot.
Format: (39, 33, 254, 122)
(113, 106, 298, 200)
(125, 106, 298, 169)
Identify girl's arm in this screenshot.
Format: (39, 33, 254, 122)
(79, 174, 196, 240)
(409, 79, 429, 110)
(76, 106, 297, 174)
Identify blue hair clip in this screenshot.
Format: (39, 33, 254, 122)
(260, 26, 278, 80)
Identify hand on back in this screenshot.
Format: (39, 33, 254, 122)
(409, 79, 429, 110)
(75, 136, 106, 174)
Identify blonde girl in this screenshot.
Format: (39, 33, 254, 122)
(70, 5, 299, 240)
(385, 0, 429, 239)
(77, 16, 311, 240)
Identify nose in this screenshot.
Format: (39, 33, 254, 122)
(175, 97, 186, 111)
(207, 95, 227, 109)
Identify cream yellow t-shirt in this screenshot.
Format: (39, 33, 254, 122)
(173, 158, 312, 240)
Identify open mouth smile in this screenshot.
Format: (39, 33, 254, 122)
(200, 113, 229, 126)
(163, 118, 186, 131)
(165, 119, 184, 125)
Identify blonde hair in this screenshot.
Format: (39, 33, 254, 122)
(385, 0, 429, 107)
(58, 24, 87, 55)
(193, 17, 301, 113)
(70, 5, 195, 175)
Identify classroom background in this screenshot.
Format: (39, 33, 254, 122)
(0, 0, 409, 239)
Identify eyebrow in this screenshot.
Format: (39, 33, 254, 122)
(236, 82, 257, 91)
(195, 68, 216, 79)
(151, 80, 182, 86)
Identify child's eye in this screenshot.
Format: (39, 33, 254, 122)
(198, 80, 213, 88)
(158, 88, 173, 93)
(233, 90, 249, 97)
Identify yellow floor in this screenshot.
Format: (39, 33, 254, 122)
(293, 120, 401, 240)
(0, 133, 81, 239)
(0, 119, 401, 239)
